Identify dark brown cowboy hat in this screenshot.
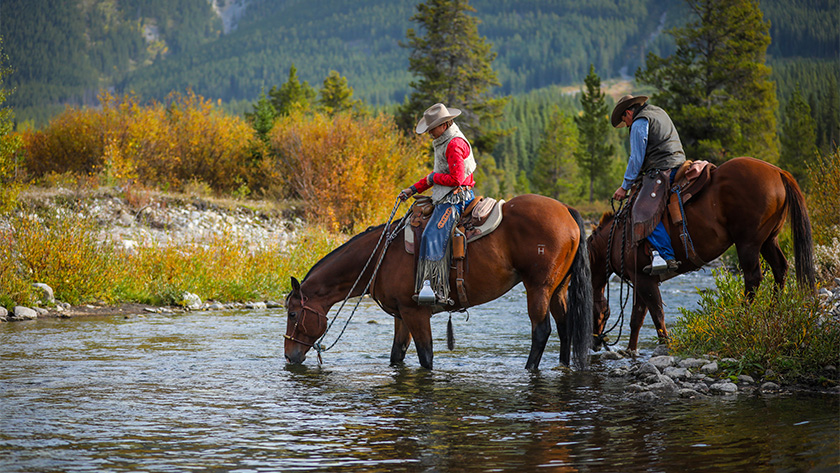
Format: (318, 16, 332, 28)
(415, 103, 462, 134)
(611, 94, 648, 128)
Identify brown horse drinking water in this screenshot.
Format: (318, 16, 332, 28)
(588, 157, 815, 353)
(284, 194, 593, 370)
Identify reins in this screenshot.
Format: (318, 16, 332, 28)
(597, 197, 634, 349)
(306, 196, 408, 363)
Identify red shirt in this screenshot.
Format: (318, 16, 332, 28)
(413, 137, 476, 193)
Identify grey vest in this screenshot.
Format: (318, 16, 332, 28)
(633, 104, 686, 173)
(431, 123, 477, 204)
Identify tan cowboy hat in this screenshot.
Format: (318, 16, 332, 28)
(610, 94, 649, 128)
(415, 103, 461, 134)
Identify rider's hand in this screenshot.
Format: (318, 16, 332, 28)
(426, 173, 434, 186)
(399, 186, 416, 201)
(613, 187, 627, 201)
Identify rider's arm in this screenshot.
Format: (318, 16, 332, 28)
(432, 137, 475, 187)
(621, 117, 649, 190)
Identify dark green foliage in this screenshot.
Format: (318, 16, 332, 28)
(245, 90, 277, 141)
(574, 65, 615, 202)
(396, 0, 508, 154)
(637, 0, 780, 163)
(779, 85, 817, 187)
(268, 65, 317, 116)
(318, 71, 361, 116)
(531, 109, 580, 202)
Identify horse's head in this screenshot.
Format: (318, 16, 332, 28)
(284, 276, 328, 364)
(587, 211, 615, 351)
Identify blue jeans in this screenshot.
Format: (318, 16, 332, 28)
(646, 168, 679, 260)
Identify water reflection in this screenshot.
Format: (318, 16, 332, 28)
(1, 277, 838, 472)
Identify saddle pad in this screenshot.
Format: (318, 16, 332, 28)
(465, 199, 504, 242)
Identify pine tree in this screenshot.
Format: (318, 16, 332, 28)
(245, 90, 277, 141)
(636, 0, 779, 163)
(0, 37, 22, 211)
(396, 0, 508, 153)
(532, 109, 580, 203)
(574, 65, 615, 203)
(269, 65, 316, 116)
(317, 70, 360, 116)
(779, 85, 817, 188)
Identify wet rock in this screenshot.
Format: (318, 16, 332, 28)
(266, 300, 284, 309)
(651, 345, 671, 356)
(32, 283, 55, 304)
(207, 302, 226, 310)
(181, 292, 202, 310)
(737, 375, 755, 384)
(637, 362, 660, 376)
(600, 351, 624, 361)
(34, 307, 49, 316)
(14, 306, 38, 320)
(679, 388, 701, 398)
(710, 381, 738, 394)
(700, 361, 719, 374)
(679, 358, 710, 369)
(625, 383, 647, 393)
(609, 367, 629, 377)
(648, 376, 678, 395)
(663, 366, 690, 380)
(760, 382, 780, 392)
(630, 391, 659, 402)
(650, 355, 675, 370)
(0, 306, 7, 321)
(246, 301, 267, 310)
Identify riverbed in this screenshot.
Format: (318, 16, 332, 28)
(1, 272, 837, 472)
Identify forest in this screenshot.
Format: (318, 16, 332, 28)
(1, 0, 838, 205)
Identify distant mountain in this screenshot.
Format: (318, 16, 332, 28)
(2, 0, 837, 126)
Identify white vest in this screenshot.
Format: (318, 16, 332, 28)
(431, 123, 477, 204)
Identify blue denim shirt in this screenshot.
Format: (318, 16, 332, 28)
(621, 117, 649, 190)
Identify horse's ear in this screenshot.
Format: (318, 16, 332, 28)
(290, 277, 301, 293)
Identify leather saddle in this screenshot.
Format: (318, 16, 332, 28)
(668, 160, 716, 225)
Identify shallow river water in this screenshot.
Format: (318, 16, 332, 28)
(2, 272, 838, 472)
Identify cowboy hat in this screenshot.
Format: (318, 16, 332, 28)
(415, 103, 461, 134)
(610, 94, 648, 128)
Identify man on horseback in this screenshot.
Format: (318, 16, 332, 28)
(611, 94, 686, 275)
(399, 103, 476, 305)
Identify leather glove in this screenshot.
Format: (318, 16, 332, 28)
(399, 186, 416, 201)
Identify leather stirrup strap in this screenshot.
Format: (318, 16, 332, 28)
(456, 259, 468, 307)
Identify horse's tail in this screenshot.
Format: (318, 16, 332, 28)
(568, 207, 594, 370)
(781, 170, 816, 291)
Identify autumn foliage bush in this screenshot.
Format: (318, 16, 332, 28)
(267, 111, 428, 230)
(21, 91, 258, 193)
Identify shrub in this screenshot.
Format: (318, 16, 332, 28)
(268, 111, 428, 231)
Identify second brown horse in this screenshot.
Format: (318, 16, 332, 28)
(588, 157, 815, 353)
(284, 194, 593, 371)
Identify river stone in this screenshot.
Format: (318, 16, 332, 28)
(246, 301, 267, 310)
(650, 356, 675, 370)
(760, 382, 780, 392)
(600, 351, 623, 361)
(625, 384, 647, 393)
(0, 306, 7, 321)
(710, 381, 738, 394)
(663, 366, 690, 380)
(208, 302, 225, 310)
(32, 283, 55, 304)
(679, 388, 701, 398)
(181, 292, 202, 310)
(609, 367, 629, 377)
(700, 361, 719, 374)
(266, 300, 284, 309)
(738, 375, 755, 384)
(14, 306, 38, 320)
(637, 362, 660, 376)
(679, 358, 710, 369)
(631, 391, 660, 402)
(652, 345, 671, 356)
(648, 376, 678, 395)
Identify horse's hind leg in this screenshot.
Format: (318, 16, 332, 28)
(390, 317, 413, 366)
(736, 243, 764, 298)
(761, 236, 788, 290)
(525, 287, 552, 371)
(550, 285, 571, 366)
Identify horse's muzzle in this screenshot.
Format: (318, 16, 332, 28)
(284, 351, 306, 364)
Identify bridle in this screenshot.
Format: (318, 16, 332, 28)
(284, 292, 326, 358)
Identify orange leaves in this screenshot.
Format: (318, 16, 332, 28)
(268, 111, 428, 231)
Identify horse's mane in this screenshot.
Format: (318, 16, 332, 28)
(596, 211, 615, 229)
(302, 223, 386, 281)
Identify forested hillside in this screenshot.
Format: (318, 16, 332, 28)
(5, 0, 836, 128)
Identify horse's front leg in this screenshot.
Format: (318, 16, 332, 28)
(390, 317, 413, 365)
(400, 308, 434, 369)
(632, 278, 668, 350)
(626, 297, 649, 355)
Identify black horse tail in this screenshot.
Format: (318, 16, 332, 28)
(781, 170, 816, 291)
(568, 207, 594, 370)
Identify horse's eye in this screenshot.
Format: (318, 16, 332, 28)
(289, 311, 298, 319)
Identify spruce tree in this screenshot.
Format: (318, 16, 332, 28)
(532, 109, 580, 203)
(397, 0, 508, 153)
(636, 0, 779, 163)
(269, 65, 316, 116)
(245, 90, 277, 141)
(317, 70, 360, 116)
(779, 85, 817, 188)
(574, 65, 615, 203)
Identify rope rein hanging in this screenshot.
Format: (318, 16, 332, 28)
(313, 197, 407, 357)
(601, 196, 633, 347)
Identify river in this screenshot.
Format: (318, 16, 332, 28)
(1, 272, 838, 472)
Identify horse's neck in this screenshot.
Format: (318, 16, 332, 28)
(303, 231, 382, 306)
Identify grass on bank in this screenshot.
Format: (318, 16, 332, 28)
(0, 211, 346, 309)
(671, 266, 840, 382)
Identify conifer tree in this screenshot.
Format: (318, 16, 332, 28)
(0, 37, 22, 212)
(269, 65, 316, 116)
(317, 70, 360, 116)
(397, 0, 508, 153)
(574, 65, 614, 203)
(245, 90, 277, 141)
(779, 85, 817, 188)
(636, 0, 779, 163)
(532, 109, 580, 203)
